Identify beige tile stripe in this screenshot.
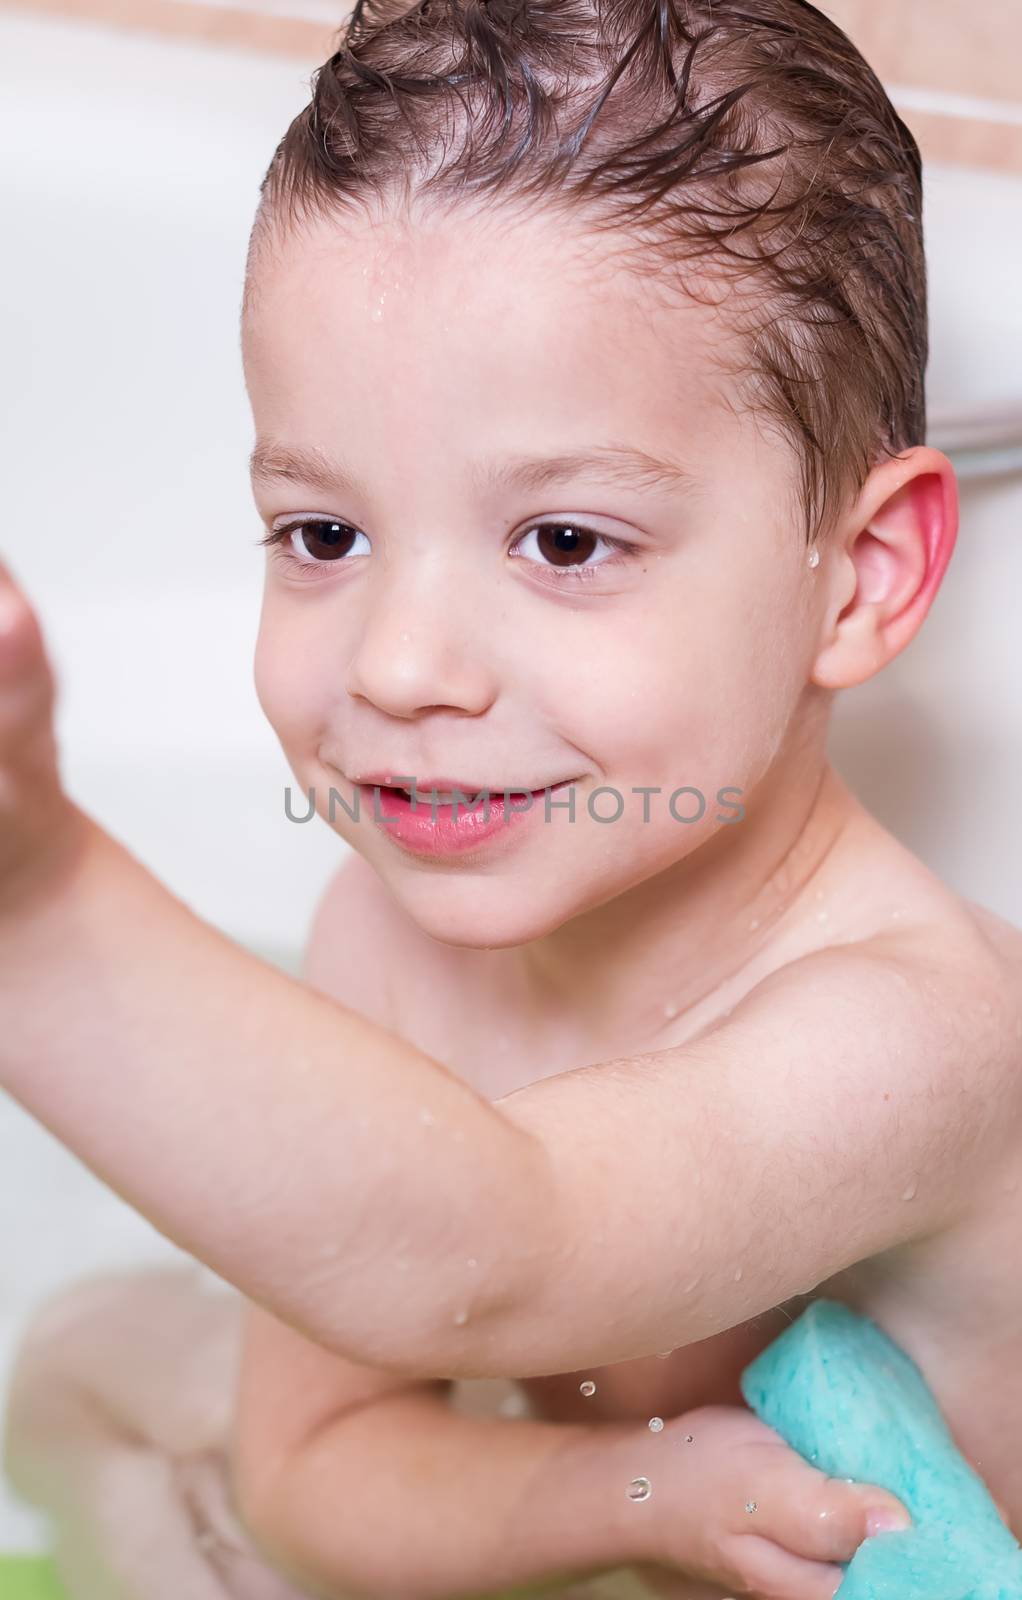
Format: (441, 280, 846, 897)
(1, 0, 341, 60)
(4, 0, 1022, 173)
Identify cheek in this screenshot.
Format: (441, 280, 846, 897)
(555, 591, 802, 795)
(252, 608, 327, 744)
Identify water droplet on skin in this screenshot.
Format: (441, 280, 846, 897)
(807, 549, 820, 569)
(580, 1380, 596, 1397)
(684, 1434, 694, 1443)
(749, 918, 760, 931)
(686, 1275, 702, 1292)
(453, 1309, 469, 1326)
(902, 1180, 918, 1201)
(746, 1500, 758, 1513)
(627, 1478, 652, 1502)
(648, 1417, 665, 1433)
(734, 1266, 743, 1281)
(656, 1350, 673, 1359)
(466, 1257, 478, 1269)
(663, 1001, 679, 1020)
(420, 1108, 436, 1126)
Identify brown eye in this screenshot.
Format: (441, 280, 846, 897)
(522, 522, 605, 568)
(291, 520, 363, 562)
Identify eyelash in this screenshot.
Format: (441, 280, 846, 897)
(256, 520, 637, 583)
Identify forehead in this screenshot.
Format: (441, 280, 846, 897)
(242, 203, 745, 457)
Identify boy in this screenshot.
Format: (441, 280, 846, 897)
(3, 0, 1021, 1596)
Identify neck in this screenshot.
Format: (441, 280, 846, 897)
(509, 745, 861, 1061)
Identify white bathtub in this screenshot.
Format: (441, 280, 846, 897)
(1, 4, 1020, 1552)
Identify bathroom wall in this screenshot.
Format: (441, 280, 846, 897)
(0, 0, 1020, 1552)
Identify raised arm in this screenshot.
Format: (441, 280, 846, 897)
(0, 565, 1012, 1378)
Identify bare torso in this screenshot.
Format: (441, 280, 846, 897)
(320, 789, 1022, 1555)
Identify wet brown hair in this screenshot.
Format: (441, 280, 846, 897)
(244, 0, 927, 548)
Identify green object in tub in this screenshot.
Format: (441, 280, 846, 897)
(740, 1297, 1022, 1598)
(0, 1556, 65, 1599)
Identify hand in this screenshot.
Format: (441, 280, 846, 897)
(632, 1403, 913, 1600)
(0, 558, 90, 913)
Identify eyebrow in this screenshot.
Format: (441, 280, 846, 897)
(249, 441, 701, 501)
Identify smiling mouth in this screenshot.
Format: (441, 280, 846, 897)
(373, 781, 575, 803)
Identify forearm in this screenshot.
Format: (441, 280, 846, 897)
(0, 811, 551, 1374)
(243, 1389, 658, 1600)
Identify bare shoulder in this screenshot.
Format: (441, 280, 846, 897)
(300, 852, 477, 1071)
(300, 850, 400, 1013)
(766, 858, 1022, 1153)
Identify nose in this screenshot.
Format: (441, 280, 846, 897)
(344, 568, 499, 719)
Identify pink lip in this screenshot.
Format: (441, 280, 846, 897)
(356, 773, 534, 792)
(356, 779, 577, 857)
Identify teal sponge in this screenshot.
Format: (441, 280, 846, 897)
(739, 1299, 1022, 1598)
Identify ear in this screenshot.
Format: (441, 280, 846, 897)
(810, 446, 959, 691)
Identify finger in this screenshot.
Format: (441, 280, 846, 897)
(727, 1532, 846, 1600)
(740, 1460, 911, 1564)
(0, 571, 58, 769)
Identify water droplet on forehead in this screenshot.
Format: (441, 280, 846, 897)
(734, 1266, 743, 1281)
(749, 918, 760, 931)
(648, 1417, 664, 1432)
(901, 1180, 918, 1201)
(580, 1380, 596, 1397)
(453, 1308, 469, 1325)
(663, 1001, 679, 1020)
(466, 1257, 478, 1269)
(420, 1108, 436, 1126)
(745, 1500, 758, 1513)
(627, 1477, 652, 1502)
